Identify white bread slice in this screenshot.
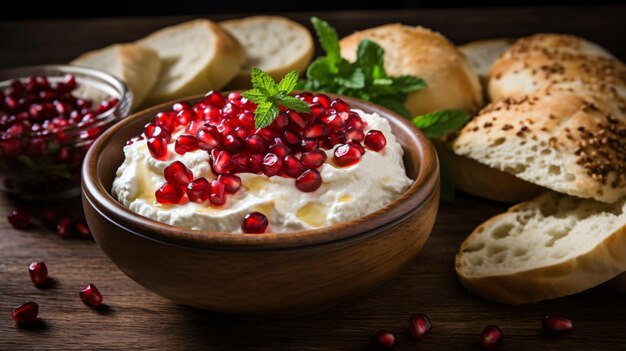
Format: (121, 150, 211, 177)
(136, 19, 245, 107)
(71, 43, 161, 110)
(220, 16, 314, 89)
(339, 24, 483, 116)
(459, 38, 512, 84)
(456, 191, 626, 304)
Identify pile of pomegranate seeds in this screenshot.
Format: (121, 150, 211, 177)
(480, 325, 503, 350)
(137, 91, 388, 233)
(11, 302, 38, 324)
(6, 207, 92, 239)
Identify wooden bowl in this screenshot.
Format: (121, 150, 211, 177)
(81, 93, 440, 317)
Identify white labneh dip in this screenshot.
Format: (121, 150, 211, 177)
(112, 109, 413, 233)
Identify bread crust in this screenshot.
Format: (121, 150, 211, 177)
(220, 16, 314, 89)
(456, 192, 626, 304)
(339, 24, 482, 116)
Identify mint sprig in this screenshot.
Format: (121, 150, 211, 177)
(298, 17, 426, 118)
(412, 109, 471, 138)
(242, 68, 311, 129)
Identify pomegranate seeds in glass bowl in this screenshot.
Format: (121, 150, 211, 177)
(0, 64, 131, 200)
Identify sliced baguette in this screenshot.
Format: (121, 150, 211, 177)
(71, 43, 161, 110)
(456, 191, 626, 304)
(136, 19, 245, 107)
(221, 16, 314, 89)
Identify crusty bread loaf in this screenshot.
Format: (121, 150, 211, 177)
(339, 24, 483, 116)
(451, 34, 626, 203)
(434, 140, 544, 202)
(136, 19, 246, 107)
(220, 16, 314, 89)
(71, 43, 161, 110)
(459, 38, 512, 85)
(456, 191, 626, 304)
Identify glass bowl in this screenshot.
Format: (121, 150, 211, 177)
(0, 64, 132, 200)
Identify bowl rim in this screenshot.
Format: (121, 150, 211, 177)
(81, 93, 439, 250)
(0, 64, 132, 141)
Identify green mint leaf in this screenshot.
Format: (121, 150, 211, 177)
(439, 156, 456, 202)
(392, 75, 427, 93)
(412, 109, 471, 138)
(355, 39, 385, 72)
(278, 96, 311, 112)
(306, 57, 336, 83)
(374, 97, 413, 118)
(241, 89, 267, 104)
(311, 17, 341, 63)
(373, 78, 393, 86)
(250, 67, 278, 95)
(335, 68, 365, 89)
(254, 101, 280, 129)
(296, 79, 319, 91)
(277, 71, 300, 93)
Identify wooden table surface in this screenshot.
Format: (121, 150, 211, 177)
(1, 6, 626, 350)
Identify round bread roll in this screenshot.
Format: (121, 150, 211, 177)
(339, 24, 483, 116)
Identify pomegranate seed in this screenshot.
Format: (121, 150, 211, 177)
(57, 216, 74, 238)
(480, 325, 503, 350)
(227, 91, 242, 101)
(79, 283, 103, 308)
(323, 133, 346, 149)
(187, 177, 210, 203)
(203, 91, 227, 107)
(223, 134, 243, 153)
(155, 182, 184, 204)
(345, 128, 365, 142)
(73, 220, 92, 239)
(217, 174, 242, 194)
(312, 94, 331, 108)
(209, 179, 226, 206)
(144, 124, 171, 142)
(304, 124, 328, 139)
(155, 112, 176, 132)
(371, 330, 395, 350)
(241, 212, 268, 234)
(7, 209, 29, 229)
(237, 113, 255, 129)
(283, 155, 306, 178)
(147, 137, 168, 159)
(333, 143, 363, 167)
(211, 149, 234, 174)
(248, 154, 264, 173)
(11, 302, 38, 323)
(172, 101, 191, 112)
(269, 142, 291, 158)
(28, 261, 48, 286)
(330, 98, 350, 112)
(296, 92, 314, 103)
(39, 209, 59, 230)
(282, 129, 301, 145)
(296, 169, 322, 192)
(232, 153, 251, 172)
(234, 126, 249, 140)
(246, 134, 266, 154)
(301, 150, 327, 168)
(164, 161, 193, 187)
(185, 120, 203, 135)
(347, 113, 365, 130)
(350, 141, 365, 154)
(196, 125, 221, 151)
(408, 313, 432, 339)
(271, 113, 289, 130)
(542, 314, 573, 334)
(221, 102, 241, 119)
(63, 73, 77, 90)
(262, 153, 283, 176)
(256, 127, 275, 142)
(217, 121, 233, 136)
(176, 110, 194, 126)
(287, 110, 307, 129)
(322, 111, 348, 131)
(309, 104, 326, 119)
(301, 138, 319, 151)
(174, 135, 198, 155)
(198, 105, 221, 121)
(365, 130, 387, 151)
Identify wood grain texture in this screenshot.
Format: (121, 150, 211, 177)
(2, 6, 626, 350)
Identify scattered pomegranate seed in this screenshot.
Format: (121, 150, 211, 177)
(7, 208, 29, 229)
(345, 128, 365, 142)
(73, 220, 92, 239)
(155, 182, 184, 204)
(39, 209, 59, 230)
(164, 161, 194, 187)
(364, 130, 387, 152)
(408, 313, 432, 339)
(283, 155, 306, 178)
(296, 169, 322, 192)
(542, 314, 573, 334)
(211, 149, 235, 174)
(57, 216, 74, 238)
(333, 143, 363, 167)
(262, 153, 282, 176)
(196, 125, 222, 151)
(187, 178, 210, 203)
(147, 137, 168, 159)
(241, 212, 268, 234)
(217, 174, 242, 194)
(174, 135, 198, 155)
(209, 179, 226, 206)
(11, 302, 38, 323)
(480, 325, 503, 350)
(79, 283, 103, 308)
(371, 330, 396, 350)
(28, 261, 48, 286)
(301, 150, 327, 168)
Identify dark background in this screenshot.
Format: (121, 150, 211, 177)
(3, 0, 624, 19)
